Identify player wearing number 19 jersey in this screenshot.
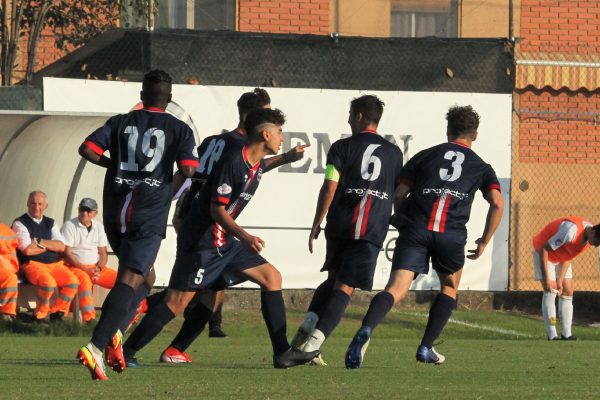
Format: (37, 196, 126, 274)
(290, 95, 403, 366)
(346, 105, 504, 369)
(76, 70, 198, 380)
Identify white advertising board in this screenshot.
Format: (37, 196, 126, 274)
(44, 77, 511, 290)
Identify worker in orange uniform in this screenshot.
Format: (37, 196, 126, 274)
(0, 223, 19, 321)
(12, 191, 79, 322)
(532, 216, 600, 341)
(61, 198, 117, 324)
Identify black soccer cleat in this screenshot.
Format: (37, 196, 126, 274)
(561, 335, 577, 341)
(208, 326, 228, 338)
(273, 347, 320, 369)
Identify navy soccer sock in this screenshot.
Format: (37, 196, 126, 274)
(171, 302, 213, 351)
(124, 301, 176, 357)
(208, 304, 223, 330)
(118, 282, 152, 334)
(91, 282, 135, 350)
(420, 293, 457, 349)
(314, 289, 350, 338)
(307, 278, 335, 316)
(146, 288, 168, 309)
(260, 290, 289, 355)
(361, 291, 395, 331)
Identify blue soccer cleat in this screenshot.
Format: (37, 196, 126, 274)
(416, 345, 445, 364)
(345, 326, 371, 369)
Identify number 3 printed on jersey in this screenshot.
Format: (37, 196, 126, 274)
(120, 126, 166, 172)
(439, 150, 465, 182)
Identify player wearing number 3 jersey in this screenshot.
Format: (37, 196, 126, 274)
(76, 70, 199, 380)
(346, 105, 504, 368)
(289, 95, 403, 366)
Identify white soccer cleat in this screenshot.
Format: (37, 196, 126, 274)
(291, 311, 319, 349)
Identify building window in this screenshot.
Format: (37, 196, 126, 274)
(391, 0, 457, 38)
(150, 0, 235, 29)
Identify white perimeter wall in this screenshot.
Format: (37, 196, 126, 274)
(41, 77, 512, 290)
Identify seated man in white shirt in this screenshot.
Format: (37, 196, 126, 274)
(61, 198, 117, 324)
(12, 191, 78, 322)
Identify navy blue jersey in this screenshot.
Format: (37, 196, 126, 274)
(180, 145, 265, 250)
(324, 130, 403, 247)
(392, 141, 500, 233)
(189, 129, 247, 192)
(84, 107, 199, 235)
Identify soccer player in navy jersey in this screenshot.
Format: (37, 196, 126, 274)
(140, 88, 309, 364)
(76, 70, 199, 380)
(289, 95, 403, 366)
(122, 108, 319, 369)
(345, 105, 504, 368)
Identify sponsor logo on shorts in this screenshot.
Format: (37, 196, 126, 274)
(217, 184, 232, 195)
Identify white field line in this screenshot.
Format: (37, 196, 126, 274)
(406, 312, 536, 338)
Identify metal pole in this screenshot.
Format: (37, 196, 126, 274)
(148, 0, 154, 31)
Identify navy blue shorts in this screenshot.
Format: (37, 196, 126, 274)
(106, 230, 162, 276)
(392, 228, 467, 276)
(169, 240, 268, 291)
(321, 235, 381, 291)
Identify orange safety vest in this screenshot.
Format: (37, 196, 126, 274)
(532, 216, 590, 263)
(0, 223, 19, 273)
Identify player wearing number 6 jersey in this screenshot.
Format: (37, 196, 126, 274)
(345, 105, 504, 368)
(76, 70, 199, 380)
(289, 95, 403, 366)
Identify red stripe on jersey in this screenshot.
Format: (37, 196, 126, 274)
(427, 197, 441, 231)
(143, 106, 166, 112)
(179, 159, 199, 167)
(437, 195, 452, 233)
(362, 129, 379, 135)
(84, 140, 104, 155)
(125, 191, 137, 228)
(359, 196, 373, 238)
(487, 183, 501, 191)
(214, 197, 230, 205)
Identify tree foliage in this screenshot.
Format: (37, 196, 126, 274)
(0, 0, 156, 85)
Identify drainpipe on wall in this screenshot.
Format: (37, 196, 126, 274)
(148, 0, 155, 31)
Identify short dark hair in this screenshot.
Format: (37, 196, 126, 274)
(237, 88, 271, 119)
(244, 108, 286, 141)
(142, 69, 172, 97)
(350, 95, 385, 124)
(591, 224, 600, 241)
(446, 106, 480, 138)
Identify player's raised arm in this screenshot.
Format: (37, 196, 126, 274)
(467, 187, 504, 260)
(264, 143, 311, 172)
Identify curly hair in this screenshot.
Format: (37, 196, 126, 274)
(446, 105, 480, 138)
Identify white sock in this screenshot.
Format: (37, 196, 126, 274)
(559, 295, 573, 338)
(542, 291, 558, 339)
(302, 329, 325, 352)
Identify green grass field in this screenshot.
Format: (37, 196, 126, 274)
(1, 308, 599, 399)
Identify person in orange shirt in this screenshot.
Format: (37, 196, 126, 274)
(12, 191, 79, 322)
(61, 198, 118, 324)
(0, 223, 19, 321)
(532, 217, 600, 340)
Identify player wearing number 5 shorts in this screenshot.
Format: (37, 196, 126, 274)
(290, 95, 403, 366)
(123, 108, 320, 369)
(346, 105, 504, 368)
(76, 70, 199, 380)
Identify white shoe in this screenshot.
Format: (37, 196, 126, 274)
(291, 312, 319, 349)
(309, 353, 328, 366)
